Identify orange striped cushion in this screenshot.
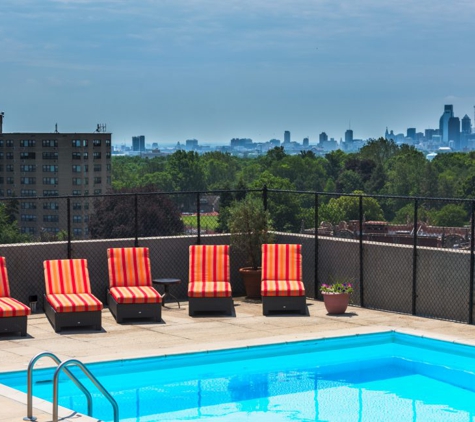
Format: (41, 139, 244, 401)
(108, 248, 152, 288)
(44, 259, 92, 295)
(0, 257, 11, 298)
(262, 244, 302, 282)
(188, 281, 232, 298)
(0, 297, 31, 317)
(189, 245, 229, 283)
(261, 280, 305, 297)
(46, 293, 103, 313)
(109, 286, 162, 304)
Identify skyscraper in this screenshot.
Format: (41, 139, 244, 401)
(462, 115, 472, 134)
(132, 135, 145, 151)
(284, 131, 290, 144)
(406, 128, 416, 140)
(448, 117, 460, 149)
(439, 105, 454, 144)
(302, 137, 309, 147)
(345, 129, 353, 143)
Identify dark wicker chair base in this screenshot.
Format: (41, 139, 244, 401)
(188, 297, 234, 316)
(0, 316, 27, 336)
(44, 296, 102, 333)
(262, 296, 307, 316)
(107, 291, 162, 323)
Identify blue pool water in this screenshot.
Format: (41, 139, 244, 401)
(2, 332, 475, 421)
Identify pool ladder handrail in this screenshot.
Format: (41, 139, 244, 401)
(23, 351, 119, 422)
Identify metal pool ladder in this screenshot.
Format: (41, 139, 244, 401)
(23, 351, 119, 422)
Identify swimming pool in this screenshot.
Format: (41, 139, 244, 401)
(2, 331, 475, 421)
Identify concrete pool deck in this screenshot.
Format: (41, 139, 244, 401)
(2, 297, 475, 421)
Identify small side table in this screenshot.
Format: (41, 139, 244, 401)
(152, 278, 181, 308)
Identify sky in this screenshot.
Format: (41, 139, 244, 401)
(1, 0, 475, 145)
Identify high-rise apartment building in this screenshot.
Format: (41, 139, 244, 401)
(284, 131, 291, 144)
(439, 105, 454, 144)
(0, 121, 111, 239)
(132, 135, 145, 151)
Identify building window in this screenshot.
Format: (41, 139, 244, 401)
(21, 202, 37, 210)
(43, 202, 59, 210)
(84, 178, 89, 185)
(73, 228, 82, 236)
(83, 190, 89, 195)
(94, 177, 102, 184)
(83, 152, 89, 159)
(42, 165, 58, 173)
(0, 177, 3, 184)
(42, 227, 59, 234)
(84, 165, 89, 173)
(93, 152, 101, 159)
(0, 190, 4, 196)
(94, 164, 102, 172)
(43, 215, 59, 222)
(42, 152, 58, 160)
(94, 189, 102, 195)
(72, 190, 82, 196)
(7, 177, 14, 184)
(20, 189, 37, 197)
(6, 189, 13, 197)
(6, 140, 14, 147)
(93, 139, 101, 147)
(42, 140, 58, 147)
(20, 140, 36, 147)
(72, 178, 82, 186)
(83, 140, 88, 147)
(21, 214, 37, 222)
(72, 165, 82, 173)
(72, 139, 81, 147)
(0, 165, 3, 172)
(84, 202, 89, 210)
(73, 215, 82, 223)
(106, 164, 111, 172)
(43, 190, 58, 197)
(73, 202, 82, 210)
(0, 140, 3, 147)
(21, 227, 36, 234)
(106, 152, 111, 159)
(21, 165, 37, 172)
(21, 177, 36, 185)
(72, 152, 82, 160)
(43, 177, 58, 185)
(107, 176, 111, 185)
(6, 152, 14, 159)
(6, 165, 14, 172)
(105, 139, 111, 147)
(84, 215, 89, 223)
(20, 152, 36, 159)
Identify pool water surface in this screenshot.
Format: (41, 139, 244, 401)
(1, 331, 475, 421)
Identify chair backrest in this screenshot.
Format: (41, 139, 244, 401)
(107, 247, 152, 288)
(0, 257, 11, 298)
(262, 244, 302, 282)
(189, 245, 229, 283)
(44, 259, 92, 295)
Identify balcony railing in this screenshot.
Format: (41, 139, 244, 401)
(1, 188, 474, 324)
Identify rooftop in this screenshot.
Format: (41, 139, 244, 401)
(2, 298, 475, 421)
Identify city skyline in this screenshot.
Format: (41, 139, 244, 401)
(1, 0, 475, 144)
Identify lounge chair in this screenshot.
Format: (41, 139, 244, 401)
(43, 259, 103, 332)
(107, 247, 162, 323)
(261, 244, 307, 315)
(188, 245, 233, 316)
(0, 257, 31, 336)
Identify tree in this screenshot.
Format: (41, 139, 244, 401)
(89, 186, 184, 239)
(433, 204, 468, 227)
(336, 170, 364, 193)
(0, 203, 29, 244)
(358, 137, 399, 167)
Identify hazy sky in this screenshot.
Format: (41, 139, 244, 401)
(1, 0, 475, 145)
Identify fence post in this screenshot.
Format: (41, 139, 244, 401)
(412, 198, 418, 315)
(67, 197, 72, 259)
(469, 201, 475, 324)
(262, 185, 268, 211)
(196, 192, 201, 245)
(314, 193, 319, 300)
(359, 195, 364, 307)
(134, 194, 139, 247)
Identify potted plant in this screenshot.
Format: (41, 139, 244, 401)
(320, 278, 354, 314)
(228, 196, 273, 299)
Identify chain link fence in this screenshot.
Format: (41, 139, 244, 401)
(1, 188, 474, 323)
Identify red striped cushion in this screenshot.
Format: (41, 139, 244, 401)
(0, 257, 11, 298)
(189, 245, 229, 283)
(188, 281, 232, 298)
(109, 286, 162, 304)
(46, 293, 103, 313)
(0, 297, 31, 317)
(44, 259, 92, 295)
(262, 244, 302, 283)
(108, 248, 152, 288)
(261, 280, 305, 297)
